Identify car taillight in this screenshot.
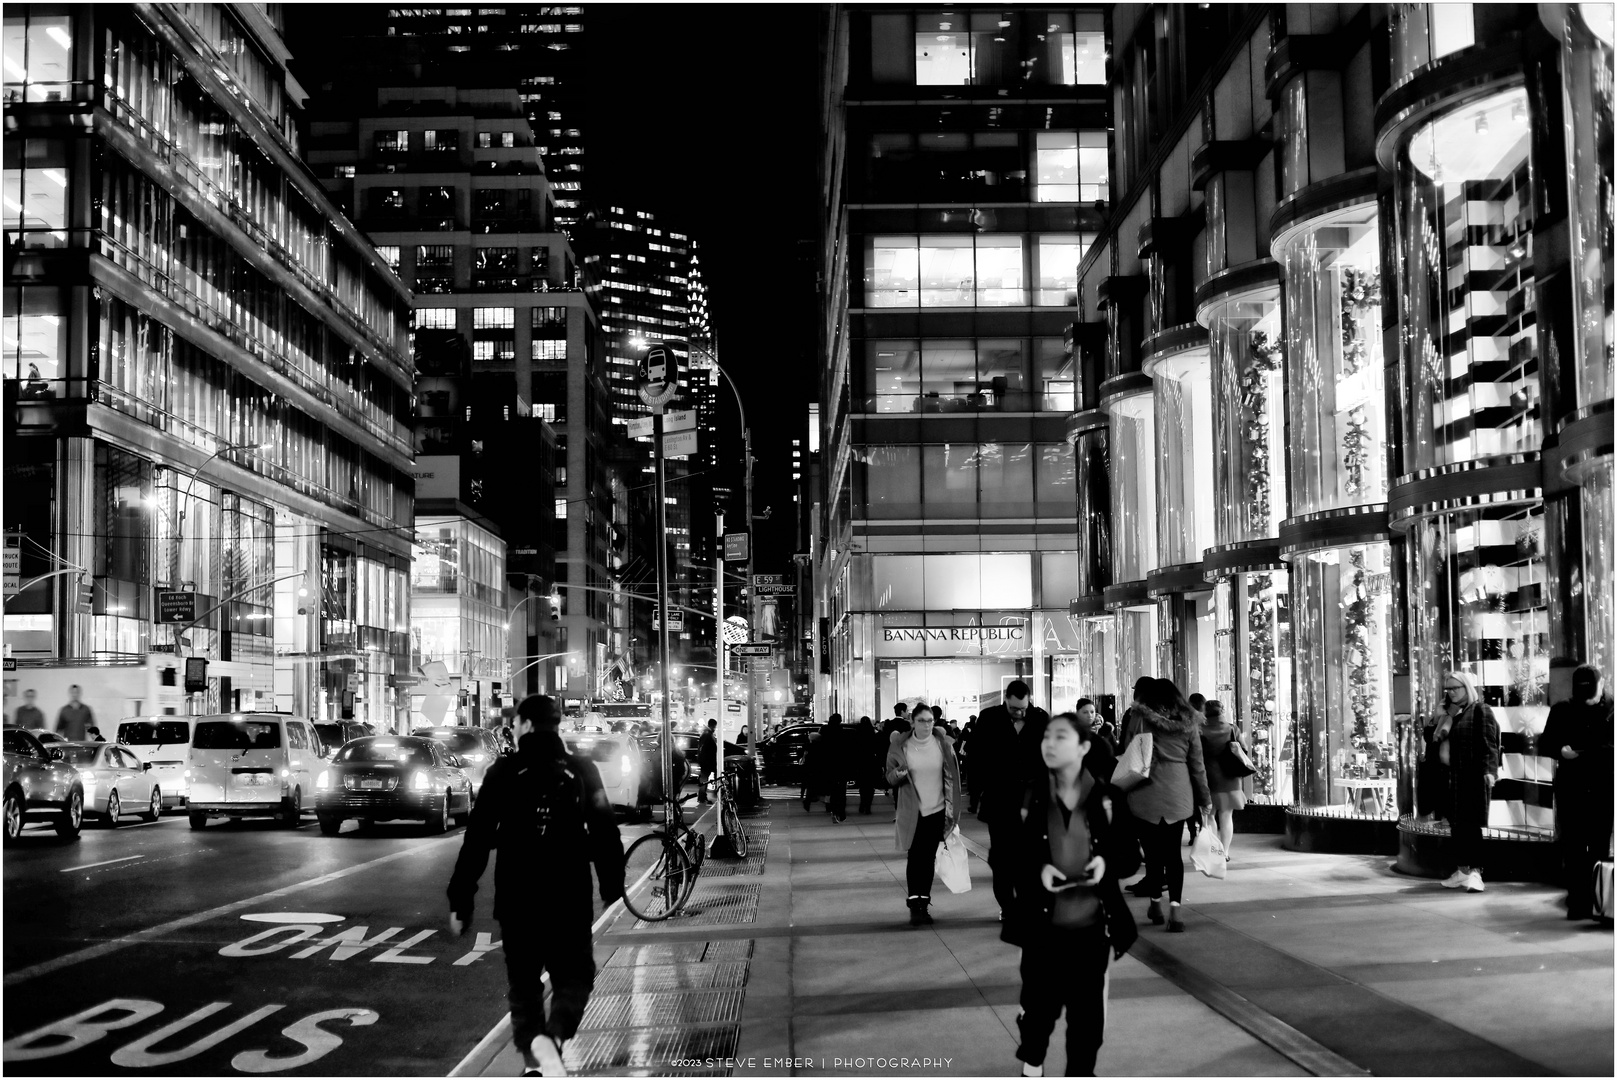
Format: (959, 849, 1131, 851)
(316, 770, 332, 790)
(620, 753, 632, 775)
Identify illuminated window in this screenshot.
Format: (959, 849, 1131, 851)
(415, 307, 456, 330)
(532, 339, 567, 361)
(473, 307, 514, 329)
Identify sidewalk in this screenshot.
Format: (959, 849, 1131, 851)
(476, 792, 1613, 1077)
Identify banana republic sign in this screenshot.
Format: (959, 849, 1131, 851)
(878, 621, 1027, 658)
(882, 626, 1025, 643)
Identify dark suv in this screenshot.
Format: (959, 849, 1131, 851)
(3, 725, 86, 843)
(757, 724, 824, 785)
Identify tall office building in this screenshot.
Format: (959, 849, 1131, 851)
(292, 6, 588, 233)
(1060, 5, 1610, 870)
(306, 83, 592, 706)
(816, 8, 1109, 723)
(3, 4, 416, 729)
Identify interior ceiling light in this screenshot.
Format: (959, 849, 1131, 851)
(998, 19, 1012, 27)
(937, 34, 951, 41)
(938, 21, 952, 30)
(1511, 100, 1527, 124)
(1474, 112, 1490, 135)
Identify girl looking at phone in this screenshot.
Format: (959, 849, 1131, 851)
(1009, 712, 1139, 1077)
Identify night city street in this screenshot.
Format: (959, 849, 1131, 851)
(4, 2, 1615, 1077)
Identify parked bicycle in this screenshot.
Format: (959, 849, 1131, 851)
(620, 771, 749, 922)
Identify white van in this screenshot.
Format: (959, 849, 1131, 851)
(185, 713, 323, 829)
(115, 716, 195, 809)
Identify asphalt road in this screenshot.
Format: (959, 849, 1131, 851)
(2, 798, 693, 1075)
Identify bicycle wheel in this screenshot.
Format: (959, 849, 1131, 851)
(721, 803, 748, 858)
(678, 828, 705, 908)
(622, 831, 694, 922)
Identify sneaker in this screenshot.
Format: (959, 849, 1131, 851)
(1021, 1064, 1045, 1077)
(1147, 900, 1165, 925)
(1464, 871, 1485, 893)
(1440, 869, 1469, 889)
(530, 1035, 567, 1078)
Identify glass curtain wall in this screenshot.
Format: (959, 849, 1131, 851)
(1114, 603, 1159, 698)
(1209, 294, 1288, 543)
(1106, 392, 1157, 583)
(1212, 570, 1293, 803)
(1072, 424, 1112, 596)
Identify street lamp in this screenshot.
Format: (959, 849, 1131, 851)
(168, 439, 275, 593)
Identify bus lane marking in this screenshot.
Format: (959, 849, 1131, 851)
(4, 835, 461, 988)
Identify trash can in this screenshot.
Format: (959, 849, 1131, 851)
(724, 754, 761, 810)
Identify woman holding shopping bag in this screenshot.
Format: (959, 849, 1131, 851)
(1198, 700, 1250, 862)
(1010, 711, 1138, 1077)
(1425, 670, 1500, 893)
(886, 702, 962, 927)
(1124, 678, 1211, 933)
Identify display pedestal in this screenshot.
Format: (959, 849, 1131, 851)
(1394, 817, 1560, 882)
(1284, 808, 1400, 855)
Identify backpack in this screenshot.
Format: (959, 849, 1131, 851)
(510, 754, 587, 846)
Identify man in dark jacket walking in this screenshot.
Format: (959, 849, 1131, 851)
(1540, 665, 1615, 920)
(448, 694, 625, 1077)
(809, 713, 850, 821)
(697, 719, 719, 804)
(972, 679, 1051, 921)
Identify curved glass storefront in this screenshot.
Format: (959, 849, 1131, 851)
(1583, 461, 1615, 677)
(1151, 340, 1217, 565)
(1392, 85, 1543, 470)
(1210, 569, 1293, 804)
(1114, 602, 1160, 696)
(1279, 205, 1389, 513)
(1401, 502, 1552, 834)
(1208, 290, 1289, 544)
(1558, 6, 1615, 415)
(1106, 392, 1158, 582)
(1290, 543, 1396, 818)
(1071, 421, 1112, 596)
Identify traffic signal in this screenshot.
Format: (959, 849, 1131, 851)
(549, 591, 562, 621)
(77, 577, 94, 612)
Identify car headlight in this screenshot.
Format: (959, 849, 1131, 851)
(412, 770, 430, 791)
(463, 752, 486, 763)
(316, 770, 332, 790)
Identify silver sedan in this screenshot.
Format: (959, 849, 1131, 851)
(53, 742, 163, 826)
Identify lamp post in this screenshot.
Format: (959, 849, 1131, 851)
(167, 440, 274, 641)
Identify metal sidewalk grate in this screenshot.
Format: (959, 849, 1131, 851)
(594, 961, 749, 994)
(581, 989, 746, 1030)
(606, 943, 710, 967)
(564, 1024, 738, 1076)
(697, 855, 767, 876)
(700, 939, 754, 963)
(632, 882, 759, 928)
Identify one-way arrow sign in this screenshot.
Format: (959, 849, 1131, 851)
(728, 643, 773, 657)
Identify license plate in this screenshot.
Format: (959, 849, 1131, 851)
(360, 779, 383, 789)
(239, 773, 267, 785)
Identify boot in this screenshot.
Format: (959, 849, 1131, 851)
(907, 896, 925, 927)
(1147, 899, 1165, 925)
(917, 896, 934, 925)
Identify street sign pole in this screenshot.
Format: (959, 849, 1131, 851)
(653, 407, 675, 828)
(714, 512, 726, 837)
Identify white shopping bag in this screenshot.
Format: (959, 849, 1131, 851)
(1190, 814, 1227, 879)
(937, 826, 972, 894)
(1112, 732, 1154, 791)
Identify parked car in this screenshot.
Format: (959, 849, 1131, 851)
(185, 714, 323, 829)
(314, 721, 375, 759)
(3, 725, 85, 842)
(314, 736, 473, 835)
(561, 731, 652, 820)
(757, 723, 824, 785)
(27, 729, 67, 747)
(411, 726, 502, 799)
(116, 716, 195, 808)
(54, 742, 163, 825)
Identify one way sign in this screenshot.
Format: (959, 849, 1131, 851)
(728, 643, 772, 657)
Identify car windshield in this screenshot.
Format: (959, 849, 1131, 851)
(56, 745, 102, 766)
(563, 736, 621, 764)
(337, 739, 435, 766)
(3, 729, 41, 756)
(118, 721, 191, 745)
(193, 721, 282, 750)
(418, 730, 482, 753)
(314, 724, 347, 747)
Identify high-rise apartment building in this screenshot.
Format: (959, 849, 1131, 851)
(293, 6, 589, 233)
(306, 83, 591, 704)
(816, 7, 1108, 725)
(3, 4, 416, 729)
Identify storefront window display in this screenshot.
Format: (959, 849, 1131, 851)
(1212, 571, 1294, 804)
(1290, 544, 1395, 818)
(1583, 461, 1615, 678)
(1403, 503, 1551, 832)
(1059, 616, 1115, 714)
(1392, 85, 1542, 471)
(1208, 293, 1288, 543)
(1559, 6, 1615, 413)
(1152, 345, 1216, 565)
(1107, 392, 1157, 582)
(1072, 425, 1112, 596)
(1279, 205, 1389, 514)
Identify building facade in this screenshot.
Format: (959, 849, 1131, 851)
(3, 3, 415, 729)
(305, 82, 579, 704)
(1059, 3, 1612, 870)
(817, 7, 1109, 724)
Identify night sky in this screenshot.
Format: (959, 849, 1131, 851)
(285, 4, 824, 573)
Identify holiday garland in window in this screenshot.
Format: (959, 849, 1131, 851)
(1247, 572, 1278, 799)
(1343, 545, 1380, 765)
(1338, 268, 1382, 499)
(1239, 330, 1285, 536)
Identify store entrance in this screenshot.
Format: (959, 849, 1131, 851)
(877, 657, 1030, 724)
